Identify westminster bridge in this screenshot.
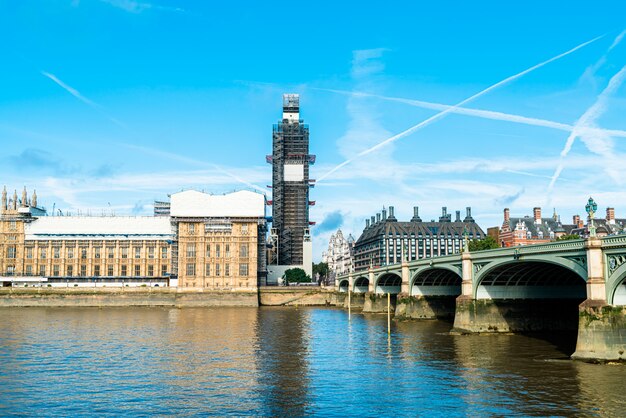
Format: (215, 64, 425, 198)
(335, 235, 626, 362)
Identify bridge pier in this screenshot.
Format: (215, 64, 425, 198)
(572, 300, 626, 362)
(362, 292, 396, 313)
(395, 294, 456, 320)
(572, 238, 625, 362)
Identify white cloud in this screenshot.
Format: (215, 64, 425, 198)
(99, 0, 185, 13)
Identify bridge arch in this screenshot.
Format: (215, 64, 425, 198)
(474, 259, 587, 300)
(338, 279, 349, 293)
(375, 272, 402, 294)
(608, 260, 626, 305)
(353, 276, 369, 293)
(410, 268, 462, 297)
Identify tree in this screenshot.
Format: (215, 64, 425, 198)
(284, 268, 311, 284)
(467, 235, 499, 252)
(312, 262, 329, 278)
(556, 234, 581, 241)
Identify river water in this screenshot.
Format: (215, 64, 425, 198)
(0, 307, 623, 416)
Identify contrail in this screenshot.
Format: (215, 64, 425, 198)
(41, 71, 126, 128)
(317, 35, 603, 182)
(317, 88, 626, 139)
(121, 143, 267, 194)
(547, 64, 626, 193)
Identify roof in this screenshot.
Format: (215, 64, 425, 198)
(25, 216, 173, 240)
(505, 216, 576, 238)
(356, 220, 485, 246)
(170, 190, 265, 218)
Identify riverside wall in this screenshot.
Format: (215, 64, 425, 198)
(0, 288, 259, 307)
(0, 287, 343, 308)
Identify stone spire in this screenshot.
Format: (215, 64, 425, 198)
(22, 187, 28, 207)
(12, 189, 17, 210)
(1, 186, 6, 211)
(32, 190, 37, 208)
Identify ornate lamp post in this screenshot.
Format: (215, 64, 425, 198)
(585, 197, 598, 238)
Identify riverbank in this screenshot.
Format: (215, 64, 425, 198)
(0, 287, 341, 308)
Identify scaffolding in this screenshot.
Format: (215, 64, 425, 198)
(268, 94, 314, 266)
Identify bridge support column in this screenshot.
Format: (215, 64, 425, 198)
(401, 261, 410, 294)
(451, 251, 476, 333)
(368, 268, 375, 293)
(573, 238, 625, 362)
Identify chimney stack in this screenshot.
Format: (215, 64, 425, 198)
(463, 207, 475, 223)
(573, 215, 583, 229)
(533, 207, 541, 224)
(371, 216, 376, 226)
(455, 210, 461, 222)
(376, 213, 381, 223)
(411, 206, 422, 222)
(366, 219, 370, 228)
(382, 207, 387, 220)
(607, 207, 615, 224)
(504, 208, 510, 223)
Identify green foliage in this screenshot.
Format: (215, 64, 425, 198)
(556, 234, 581, 241)
(284, 268, 311, 283)
(312, 262, 329, 278)
(467, 235, 499, 252)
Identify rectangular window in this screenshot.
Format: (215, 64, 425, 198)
(121, 265, 127, 276)
(189, 223, 195, 234)
(53, 265, 60, 276)
(216, 244, 221, 258)
(241, 224, 248, 234)
(240, 244, 248, 257)
(161, 265, 167, 276)
(215, 264, 221, 276)
(7, 246, 16, 259)
(239, 263, 248, 276)
(186, 243, 196, 258)
(9, 220, 16, 230)
(25, 265, 33, 275)
(186, 263, 195, 276)
(67, 265, 73, 277)
(147, 265, 154, 276)
(94, 247, 101, 259)
(54, 247, 60, 259)
(67, 248, 74, 259)
(26, 247, 33, 259)
(94, 265, 100, 277)
(225, 245, 230, 258)
(81, 247, 87, 259)
(39, 265, 46, 276)
(121, 247, 128, 259)
(107, 247, 114, 259)
(134, 247, 141, 259)
(135, 265, 141, 276)
(205, 263, 210, 276)
(225, 263, 230, 276)
(148, 247, 155, 259)
(161, 247, 167, 259)
(205, 244, 211, 258)
(80, 265, 86, 277)
(107, 265, 114, 276)
(40, 248, 47, 259)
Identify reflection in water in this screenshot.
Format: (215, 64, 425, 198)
(0, 307, 624, 416)
(254, 307, 311, 416)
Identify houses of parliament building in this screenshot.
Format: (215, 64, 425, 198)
(0, 187, 267, 290)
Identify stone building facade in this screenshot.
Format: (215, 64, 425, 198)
(0, 187, 267, 289)
(321, 229, 354, 275)
(353, 205, 485, 271)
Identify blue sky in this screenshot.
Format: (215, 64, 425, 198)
(2, 1, 626, 260)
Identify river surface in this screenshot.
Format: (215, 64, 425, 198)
(0, 307, 624, 416)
